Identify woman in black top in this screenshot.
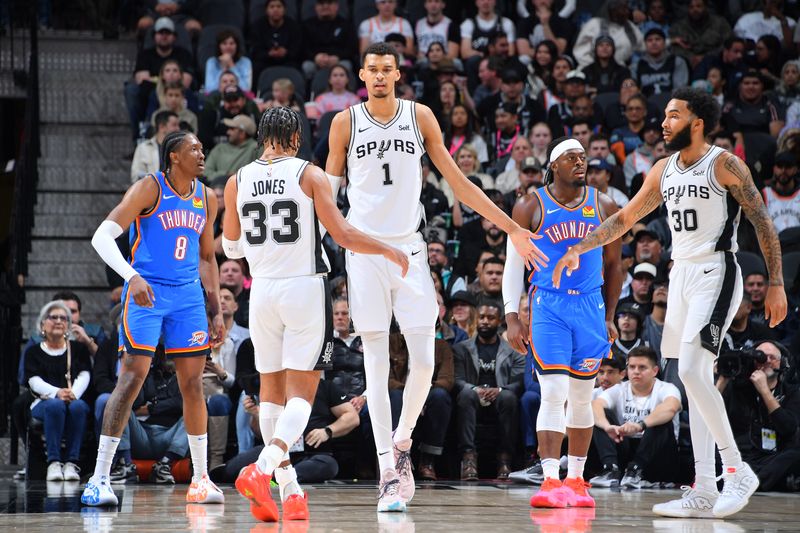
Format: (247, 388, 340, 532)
(24, 300, 92, 481)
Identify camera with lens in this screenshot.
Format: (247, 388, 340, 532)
(717, 348, 767, 386)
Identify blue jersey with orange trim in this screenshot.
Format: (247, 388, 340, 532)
(529, 186, 604, 293)
(129, 172, 208, 285)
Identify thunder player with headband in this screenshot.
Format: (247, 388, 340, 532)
(503, 137, 623, 508)
(223, 107, 409, 522)
(82, 131, 225, 507)
(326, 42, 547, 512)
(554, 88, 787, 518)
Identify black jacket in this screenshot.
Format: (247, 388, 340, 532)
(328, 336, 365, 398)
(93, 338, 120, 395)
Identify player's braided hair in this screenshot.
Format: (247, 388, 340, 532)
(159, 130, 192, 173)
(257, 106, 302, 152)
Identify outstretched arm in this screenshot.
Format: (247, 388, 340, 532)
(552, 160, 666, 288)
(416, 103, 548, 270)
(716, 152, 787, 327)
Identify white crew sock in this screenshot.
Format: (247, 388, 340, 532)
(188, 434, 208, 480)
(93, 435, 120, 478)
(567, 455, 587, 479)
(394, 332, 435, 443)
(274, 464, 303, 501)
(541, 457, 560, 480)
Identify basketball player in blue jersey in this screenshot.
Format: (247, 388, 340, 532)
(503, 137, 624, 509)
(326, 42, 548, 512)
(554, 88, 787, 518)
(82, 131, 226, 507)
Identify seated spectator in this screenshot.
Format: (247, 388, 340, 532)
(572, 0, 644, 69)
(721, 70, 785, 138)
(120, 346, 188, 484)
(358, 0, 414, 56)
(250, 0, 302, 79)
(594, 353, 627, 399)
(329, 298, 365, 400)
(610, 94, 648, 160)
(312, 65, 360, 115)
(454, 303, 525, 480)
(233, 339, 259, 453)
(632, 28, 689, 97)
(693, 36, 747, 101)
(300, 0, 357, 80)
(145, 59, 201, 125)
(135, 1, 200, 36)
(537, 55, 572, 112)
(384, 32, 415, 69)
(131, 111, 179, 182)
(619, 262, 656, 315)
(444, 104, 489, 167)
(472, 56, 503, 108)
(733, 0, 796, 49)
(202, 288, 243, 469)
(261, 79, 304, 113)
(546, 70, 589, 136)
(487, 104, 523, 175)
(588, 133, 627, 193)
(388, 333, 454, 481)
(203, 115, 258, 183)
(642, 279, 668, 361)
(215, 378, 360, 484)
(633, 228, 668, 274)
(198, 85, 261, 155)
(504, 157, 544, 207)
(524, 41, 557, 100)
(776, 60, 800, 109)
(203, 70, 244, 110)
(126, 18, 193, 142)
(611, 301, 648, 359)
(745, 272, 770, 327)
(515, 0, 573, 57)
(428, 238, 467, 297)
(528, 121, 552, 167)
(512, 295, 542, 471)
(728, 293, 778, 349)
(587, 157, 628, 208)
(150, 81, 198, 133)
(762, 152, 800, 233)
(706, 66, 727, 107)
(436, 291, 469, 345)
(204, 28, 253, 93)
(590, 346, 682, 488)
(581, 36, 632, 95)
(455, 215, 507, 281)
(669, 0, 732, 68)
(603, 78, 649, 133)
(637, 0, 670, 37)
(220, 259, 250, 328)
(49, 290, 106, 358)
(449, 290, 478, 338)
(443, 144, 494, 210)
(718, 341, 800, 492)
(495, 137, 534, 194)
(749, 35, 783, 87)
(477, 69, 543, 140)
(25, 300, 92, 482)
(459, 0, 516, 61)
(622, 116, 662, 189)
(468, 255, 505, 311)
(414, 0, 460, 60)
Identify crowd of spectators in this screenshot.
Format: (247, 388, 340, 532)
(13, 0, 800, 489)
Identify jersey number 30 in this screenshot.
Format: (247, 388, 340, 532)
(241, 200, 301, 245)
(671, 208, 698, 232)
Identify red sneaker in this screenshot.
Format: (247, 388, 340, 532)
(562, 477, 595, 508)
(282, 493, 309, 521)
(236, 464, 278, 522)
(530, 478, 569, 508)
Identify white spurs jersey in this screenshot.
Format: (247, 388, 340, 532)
(236, 156, 329, 278)
(660, 145, 741, 261)
(346, 99, 426, 238)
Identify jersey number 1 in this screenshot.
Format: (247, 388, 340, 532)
(382, 163, 393, 186)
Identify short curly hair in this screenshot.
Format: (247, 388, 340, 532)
(671, 87, 720, 136)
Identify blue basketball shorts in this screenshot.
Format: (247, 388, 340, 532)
(528, 287, 611, 380)
(119, 278, 210, 358)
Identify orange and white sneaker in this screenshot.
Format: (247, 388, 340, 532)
(236, 464, 278, 522)
(282, 493, 309, 520)
(562, 477, 595, 508)
(186, 474, 225, 504)
(530, 478, 569, 508)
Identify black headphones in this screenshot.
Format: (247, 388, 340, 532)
(752, 339, 791, 373)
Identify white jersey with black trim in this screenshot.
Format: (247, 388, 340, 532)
(660, 145, 741, 261)
(236, 156, 329, 278)
(345, 99, 426, 239)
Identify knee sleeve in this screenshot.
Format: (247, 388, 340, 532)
(536, 373, 569, 433)
(566, 377, 595, 429)
(273, 397, 312, 449)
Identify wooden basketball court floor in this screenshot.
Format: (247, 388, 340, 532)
(0, 479, 798, 532)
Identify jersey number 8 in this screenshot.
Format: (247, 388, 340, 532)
(241, 200, 301, 245)
(174, 235, 188, 260)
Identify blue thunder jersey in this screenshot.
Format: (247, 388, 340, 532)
(528, 186, 604, 293)
(129, 172, 208, 285)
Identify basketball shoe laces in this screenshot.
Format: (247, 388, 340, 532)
(395, 449, 413, 477)
(378, 477, 401, 499)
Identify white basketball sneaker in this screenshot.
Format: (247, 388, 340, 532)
(81, 475, 119, 507)
(652, 485, 718, 518)
(713, 463, 759, 518)
(377, 469, 406, 513)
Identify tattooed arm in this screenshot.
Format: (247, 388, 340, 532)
(716, 152, 787, 327)
(552, 159, 667, 288)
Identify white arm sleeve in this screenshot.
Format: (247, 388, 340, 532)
(92, 220, 139, 282)
(29, 376, 60, 399)
(72, 371, 91, 399)
(502, 238, 525, 315)
(318, 173, 344, 238)
(222, 236, 245, 259)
